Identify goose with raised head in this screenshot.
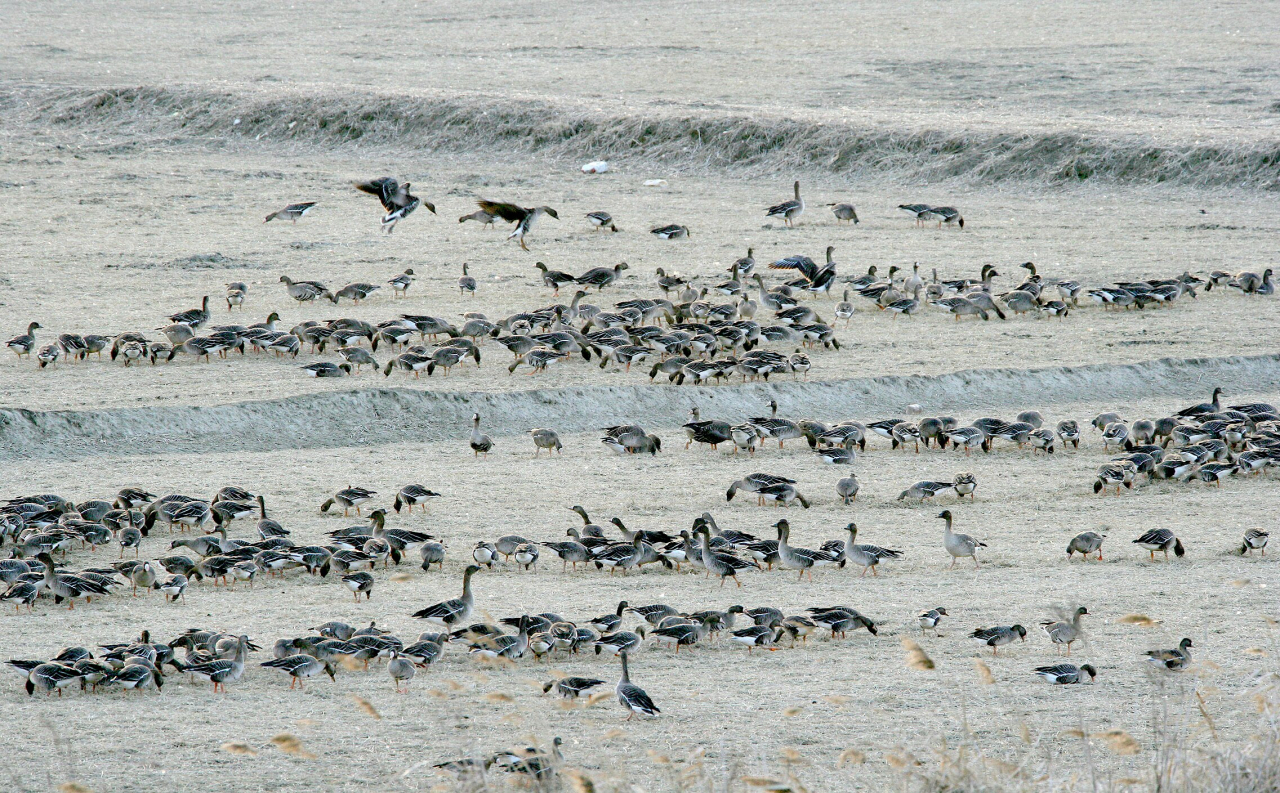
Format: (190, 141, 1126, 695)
(412, 565, 481, 627)
(1041, 607, 1088, 655)
(766, 180, 805, 226)
(615, 651, 659, 719)
(937, 510, 985, 568)
(470, 413, 493, 457)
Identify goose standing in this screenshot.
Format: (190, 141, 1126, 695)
(937, 510, 985, 568)
(615, 651, 660, 720)
(765, 181, 805, 226)
(412, 565, 481, 627)
(1041, 607, 1088, 655)
(185, 635, 251, 693)
(1133, 528, 1184, 561)
(470, 413, 493, 457)
(458, 264, 477, 296)
(835, 471, 860, 504)
(829, 203, 859, 224)
(6, 322, 41, 357)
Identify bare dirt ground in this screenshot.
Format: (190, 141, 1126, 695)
(2, 1, 1278, 791)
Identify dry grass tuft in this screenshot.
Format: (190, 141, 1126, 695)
(975, 659, 996, 684)
(563, 768, 596, 792)
(485, 692, 514, 703)
(783, 705, 804, 717)
(220, 741, 258, 757)
(1093, 729, 1141, 755)
(388, 572, 413, 582)
(837, 748, 867, 767)
(350, 695, 381, 720)
(902, 638, 936, 670)
(1118, 613, 1161, 627)
(602, 729, 627, 740)
(269, 733, 317, 759)
(58, 784, 93, 793)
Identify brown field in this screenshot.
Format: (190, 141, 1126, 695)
(2, 1, 1279, 791)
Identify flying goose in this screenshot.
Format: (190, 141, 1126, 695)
(356, 178, 434, 233)
(478, 200, 559, 250)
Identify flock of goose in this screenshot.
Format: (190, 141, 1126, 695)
(7, 177, 1273, 381)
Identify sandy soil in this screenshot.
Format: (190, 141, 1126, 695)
(2, 2, 1278, 792)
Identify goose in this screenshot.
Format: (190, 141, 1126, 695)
(615, 652, 659, 719)
(829, 202, 859, 224)
(885, 285, 924, 318)
(388, 650, 416, 693)
(167, 296, 211, 328)
(1176, 387, 1224, 418)
(807, 606, 878, 638)
(695, 525, 757, 587)
(528, 428, 563, 456)
(387, 269, 415, 297)
(160, 574, 188, 603)
(279, 276, 336, 304)
(757, 482, 811, 509)
(1041, 607, 1088, 655)
(650, 224, 690, 239)
(747, 400, 804, 448)
(356, 177, 434, 233)
(729, 625, 781, 653)
(595, 629, 645, 656)
(922, 206, 964, 229)
(898, 203, 932, 225)
(585, 210, 618, 232)
(726, 473, 797, 505)
(342, 572, 374, 601)
(1133, 528, 1184, 561)
(545, 676, 606, 699)
(1067, 531, 1105, 561)
(35, 344, 60, 368)
(774, 520, 840, 581)
(970, 624, 1026, 655)
(321, 487, 376, 517)
(835, 471, 860, 504)
(457, 263, 477, 296)
(1145, 638, 1193, 671)
(683, 407, 734, 450)
(815, 446, 855, 465)
(334, 282, 381, 304)
(1056, 420, 1081, 449)
(261, 654, 336, 688)
(478, 200, 558, 250)
(7, 322, 41, 357)
(393, 484, 442, 513)
(841, 523, 903, 577)
(891, 421, 923, 452)
(937, 510, 985, 567)
(1240, 528, 1269, 556)
(766, 180, 805, 226)
(36, 553, 110, 609)
(24, 662, 84, 696)
(931, 296, 989, 321)
(1034, 663, 1096, 685)
(412, 565, 481, 626)
(301, 362, 351, 378)
(898, 480, 954, 502)
(185, 635, 251, 693)
(1093, 463, 1135, 495)
(469, 413, 493, 457)
(575, 262, 629, 291)
(472, 541, 497, 568)
(918, 607, 948, 636)
(458, 208, 498, 227)
(833, 290, 856, 326)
